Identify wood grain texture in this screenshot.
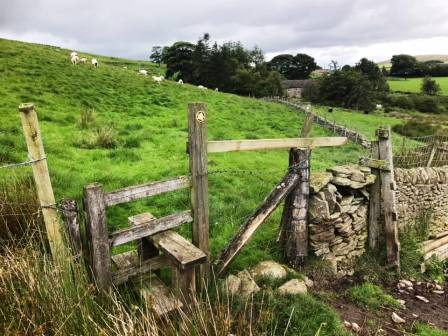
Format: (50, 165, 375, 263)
(129, 213, 159, 260)
(112, 254, 168, 285)
(19, 103, 65, 258)
(207, 137, 347, 153)
(359, 157, 391, 171)
(109, 211, 193, 247)
(214, 170, 301, 276)
(104, 176, 190, 207)
(188, 103, 210, 279)
(60, 199, 82, 258)
(368, 141, 382, 250)
(84, 183, 112, 289)
(151, 230, 207, 270)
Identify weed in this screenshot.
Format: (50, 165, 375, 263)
(414, 322, 448, 336)
(347, 282, 400, 310)
(77, 108, 96, 129)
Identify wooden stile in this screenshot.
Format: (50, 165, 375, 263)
(207, 137, 347, 153)
(188, 103, 210, 280)
(112, 254, 168, 285)
(104, 176, 190, 206)
(18, 103, 65, 258)
(129, 213, 159, 260)
(84, 183, 112, 290)
(109, 211, 193, 247)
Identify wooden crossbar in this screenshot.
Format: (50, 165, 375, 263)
(109, 211, 193, 247)
(207, 137, 347, 153)
(104, 176, 191, 207)
(112, 254, 168, 285)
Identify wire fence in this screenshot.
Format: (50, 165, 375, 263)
(393, 135, 448, 168)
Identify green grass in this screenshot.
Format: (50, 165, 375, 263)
(347, 282, 400, 310)
(388, 77, 448, 96)
(414, 323, 448, 336)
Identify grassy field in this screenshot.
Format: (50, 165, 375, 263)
(388, 77, 448, 95)
(0, 38, 401, 269)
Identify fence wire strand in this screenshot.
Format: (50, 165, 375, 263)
(393, 135, 448, 168)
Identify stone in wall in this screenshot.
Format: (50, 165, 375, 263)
(308, 165, 375, 277)
(395, 166, 448, 236)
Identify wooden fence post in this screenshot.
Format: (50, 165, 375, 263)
(368, 141, 381, 250)
(84, 183, 112, 290)
(18, 103, 65, 258)
(377, 127, 400, 271)
(60, 199, 82, 259)
(188, 103, 210, 281)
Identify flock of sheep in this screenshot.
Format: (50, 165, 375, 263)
(69, 50, 218, 91)
(70, 51, 98, 68)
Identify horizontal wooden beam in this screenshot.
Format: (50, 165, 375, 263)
(109, 211, 193, 247)
(112, 254, 168, 285)
(207, 137, 347, 153)
(359, 157, 391, 171)
(151, 230, 207, 270)
(104, 176, 191, 207)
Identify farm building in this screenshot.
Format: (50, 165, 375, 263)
(282, 79, 311, 98)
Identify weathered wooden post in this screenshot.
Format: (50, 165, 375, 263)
(84, 183, 112, 290)
(60, 199, 82, 258)
(18, 103, 65, 258)
(368, 141, 381, 250)
(188, 103, 210, 281)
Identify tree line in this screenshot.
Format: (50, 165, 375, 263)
(150, 34, 320, 97)
(389, 54, 448, 77)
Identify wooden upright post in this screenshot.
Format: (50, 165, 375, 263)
(84, 183, 112, 290)
(18, 103, 64, 258)
(377, 127, 400, 271)
(60, 199, 82, 259)
(368, 141, 381, 249)
(188, 103, 210, 281)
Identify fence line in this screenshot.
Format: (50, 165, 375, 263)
(393, 135, 448, 168)
(262, 97, 371, 149)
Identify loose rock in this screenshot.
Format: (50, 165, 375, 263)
(416, 295, 429, 303)
(250, 261, 287, 280)
(392, 312, 406, 324)
(278, 279, 307, 295)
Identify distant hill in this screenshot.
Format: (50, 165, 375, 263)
(378, 55, 448, 69)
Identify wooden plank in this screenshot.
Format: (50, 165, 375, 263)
(18, 103, 65, 259)
(300, 113, 315, 137)
(60, 199, 82, 258)
(214, 170, 301, 276)
(129, 213, 159, 260)
(207, 137, 348, 153)
(422, 235, 448, 254)
(135, 274, 183, 316)
(112, 254, 168, 285)
(109, 211, 193, 247)
(359, 157, 391, 171)
(377, 127, 400, 271)
(84, 183, 112, 290)
(368, 141, 382, 250)
(426, 143, 438, 167)
(188, 103, 210, 280)
(423, 243, 448, 261)
(151, 230, 207, 270)
(104, 176, 190, 207)
(171, 267, 195, 305)
(112, 250, 139, 269)
(284, 149, 311, 267)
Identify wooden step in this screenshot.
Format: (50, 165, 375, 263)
(151, 230, 207, 270)
(111, 250, 139, 270)
(134, 274, 183, 316)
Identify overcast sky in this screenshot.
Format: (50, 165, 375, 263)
(1, 0, 447, 66)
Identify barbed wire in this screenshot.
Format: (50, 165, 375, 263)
(0, 156, 47, 170)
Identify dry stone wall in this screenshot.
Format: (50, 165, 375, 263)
(308, 165, 376, 277)
(395, 166, 448, 235)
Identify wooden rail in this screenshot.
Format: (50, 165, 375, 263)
(109, 211, 193, 247)
(113, 255, 168, 285)
(207, 137, 347, 153)
(104, 176, 191, 206)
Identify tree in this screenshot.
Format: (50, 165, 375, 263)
(150, 46, 163, 66)
(268, 53, 317, 79)
(421, 76, 441, 96)
(354, 58, 388, 91)
(161, 41, 195, 82)
(390, 54, 417, 77)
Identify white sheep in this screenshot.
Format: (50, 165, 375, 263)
(198, 85, 207, 90)
(376, 104, 383, 109)
(70, 55, 79, 65)
(70, 51, 78, 58)
(152, 75, 164, 84)
(79, 57, 88, 64)
(214, 88, 219, 92)
(139, 69, 148, 76)
(178, 79, 184, 85)
(92, 58, 98, 68)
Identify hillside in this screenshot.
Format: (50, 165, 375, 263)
(1, 38, 387, 268)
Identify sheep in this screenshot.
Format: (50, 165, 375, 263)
(152, 75, 164, 84)
(70, 55, 79, 65)
(79, 57, 88, 64)
(138, 69, 148, 76)
(91, 58, 98, 68)
(214, 88, 219, 92)
(178, 79, 184, 85)
(70, 51, 78, 58)
(198, 85, 207, 90)
(376, 104, 383, 109)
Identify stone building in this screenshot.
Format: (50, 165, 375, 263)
(282, 80, 311, 98)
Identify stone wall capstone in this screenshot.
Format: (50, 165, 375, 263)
(308, 165, 375, 277)
(395, 166, 448, 235)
